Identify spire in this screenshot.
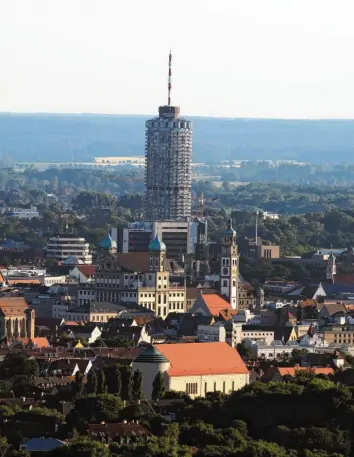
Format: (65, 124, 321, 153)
(168, 50, 172, 106)
(228, 217, 233, 230)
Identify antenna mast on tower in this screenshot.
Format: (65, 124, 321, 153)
(168, 50, 172, 106)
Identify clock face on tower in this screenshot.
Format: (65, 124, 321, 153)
(232, 266, 237, 275)
(222, 267, 229, 276)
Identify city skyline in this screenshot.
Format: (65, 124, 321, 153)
(1, 0, 354, 119)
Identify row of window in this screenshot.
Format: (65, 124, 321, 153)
(185, 381, 238, 396)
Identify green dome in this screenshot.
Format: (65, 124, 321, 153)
(135, 346, 169, 364)
(224, 217, 236, 236)
(148, 235, 166, 252)
(99, 233, 117, 250)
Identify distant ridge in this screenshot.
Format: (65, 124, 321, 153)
(0, 113, 353, 163)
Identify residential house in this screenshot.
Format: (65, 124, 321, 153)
(87, 423, 151, 444)
(263, 366, 335, 382)
(53, 302, 124, 323)
(102, 319, 151, 345)
(69, 265, 97, 283)
(189, 293, 233, 317)
(241, 325, 275, 346)
(197, 324, 226, 343)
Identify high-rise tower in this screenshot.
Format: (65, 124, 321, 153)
(145, 52, 192, 221)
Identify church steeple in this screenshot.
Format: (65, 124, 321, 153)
(220, 217, 239, 309)
(99, 231, 117, 254)
(326, 251, 336, 284)
(148, 236, 166, 272)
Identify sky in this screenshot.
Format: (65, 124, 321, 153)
(1, 0, 354, 118)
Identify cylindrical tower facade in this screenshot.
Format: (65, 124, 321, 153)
(145, 105, 192, 221)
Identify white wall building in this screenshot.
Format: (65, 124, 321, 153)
(233, 309, 261, 325)
(4, 207, 40, 219)
(46, 235, 92, 264)
(197, 324, 226, 343)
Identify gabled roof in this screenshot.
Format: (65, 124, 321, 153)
(14, 337, 50, 348)
(200, 294, 232, 316)
(87, 422, 151, 439)
(319, 302, 347, 317)
(157, 342, 249, 376)
(7, 279, 41, 285)
(76, 265, 97, 276)
(0, 297, 28, 316)
(278, 367, 334, 376)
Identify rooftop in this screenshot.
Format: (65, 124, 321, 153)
(156, 342, 249, 376)
(201, 293, 232, 316)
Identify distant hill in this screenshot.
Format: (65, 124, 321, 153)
(0, 113, 354, 163)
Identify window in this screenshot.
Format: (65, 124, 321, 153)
(223, 280, 228, 287)
(204, 382, 207, 394)
(223, 382, 226, 394)
(214, 382, 216, 392)
(232, 381, 235, 391)
(186, 383, 198, 395)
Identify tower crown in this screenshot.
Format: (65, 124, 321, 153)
(222, 217, 236, 246)
(99, 233, 117, 251)
(148, 235, 166, 252)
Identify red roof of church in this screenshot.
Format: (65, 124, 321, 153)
(201, 294, 232, 316)
(157, 342, 249, 376)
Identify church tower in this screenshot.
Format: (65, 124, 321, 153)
(326, 252, 336, 284)
(220, 218, 239, 309)
(148, 236, 166, 272)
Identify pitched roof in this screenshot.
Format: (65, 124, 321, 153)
(14, 337, 50, 348)
(76, 265, 97, 276)
(320, 302, 347, 317)
(200, 294, 232, 316)
(218, 309, 238, 321)
(156, 342, 249, 376)
(278, 367, 334, 376)
(87, 423, 151, 439)
(7, 279, 41, 285)
(332, 273, 354, 285)
(0, 297, 28, 316)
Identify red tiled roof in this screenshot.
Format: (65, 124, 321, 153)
(157, 342, 249, 376)
(0, 297, 28, 316)
(7, 279, 41, 285)
(334, 273, 354, 285)
(201, 294, 232, 316)
(278, 367, 334, 377)
(15, 337, 50, 348)
(77, 265, 97, 276)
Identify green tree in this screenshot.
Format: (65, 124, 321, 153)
(132, 369, 143, 400)
(67, 394, 122, 429)
(152, 372, 165, 401)
(114, 366, 122, 396)
(86, 370, 98, 394)
(48, 437, 110, 457)
(97, 369, 107, 394)
(72, 371, 84, 398)
(121, 366, 132, 401)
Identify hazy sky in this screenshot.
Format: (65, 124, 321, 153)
(1, 0, 354, 118)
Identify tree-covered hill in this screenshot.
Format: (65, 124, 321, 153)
(1, 113, 354, 163)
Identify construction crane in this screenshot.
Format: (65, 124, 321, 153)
(192, 192, 219, 217)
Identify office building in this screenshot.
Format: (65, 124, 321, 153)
(118, 219, 206, 258)
(45, 235, 92, 264)
(145, 52, 192, 221)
